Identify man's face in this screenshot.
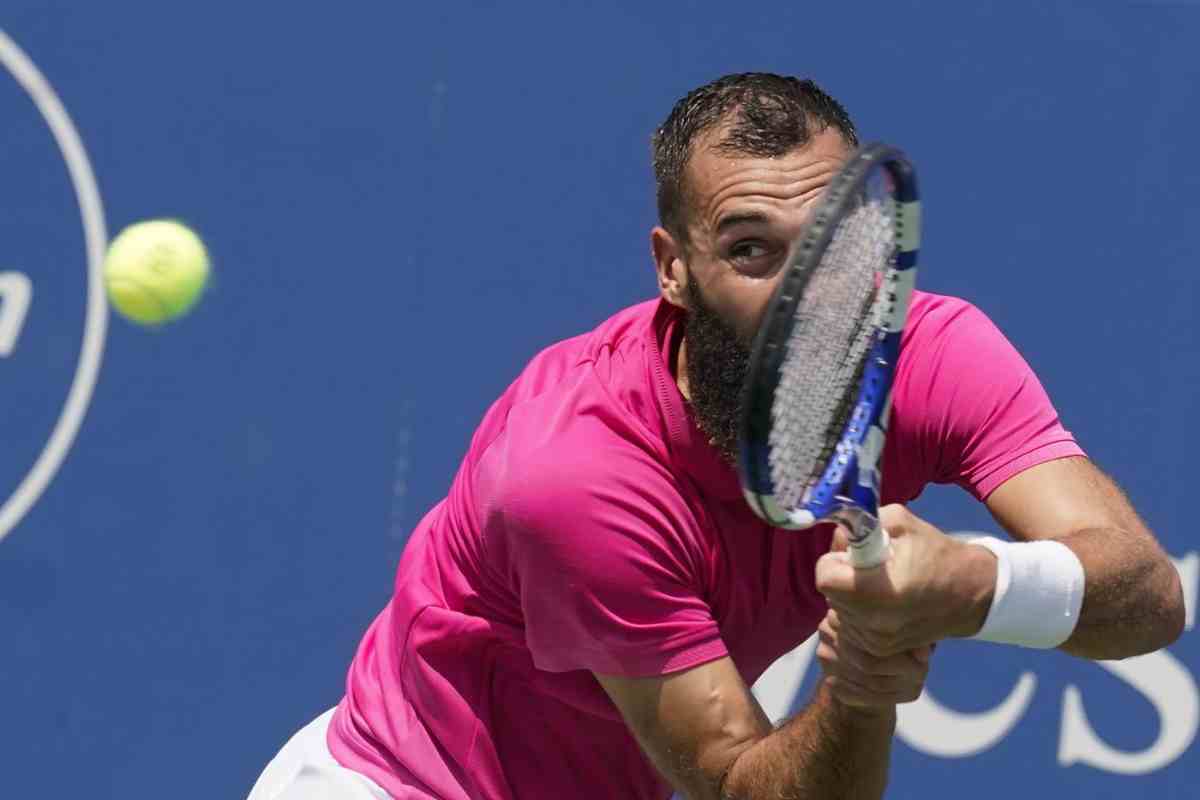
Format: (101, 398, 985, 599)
(653, 125, 853, 462)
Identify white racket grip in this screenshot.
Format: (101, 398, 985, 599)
(850, 526, 891, 569)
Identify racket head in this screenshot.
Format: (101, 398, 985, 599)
(737, 142, 919, 530)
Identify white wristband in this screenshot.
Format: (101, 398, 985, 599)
(968, 537, 1085, 649)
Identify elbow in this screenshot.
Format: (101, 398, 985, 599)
(1130, 556, 1188, 655)
(1088, 556, 1187, 660)
(716, 740, 760, 800)
(1160, 562, 1187, 649)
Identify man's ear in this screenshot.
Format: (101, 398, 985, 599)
(651, 226, 690, 310)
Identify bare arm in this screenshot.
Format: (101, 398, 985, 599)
(984, 455, 1185, 659)
(722, 681, 895, 800)
(596, 638, 924, 800)
(816, 457, 1185, 663)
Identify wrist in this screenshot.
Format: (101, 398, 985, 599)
(966, 537, 1086, 648)
(833, 700, 898, 731)
(821, 683, 898, 727)
(952, 539, 999, 637)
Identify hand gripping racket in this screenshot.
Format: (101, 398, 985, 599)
(738, 143, 920, 569)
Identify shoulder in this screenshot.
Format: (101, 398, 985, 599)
(488, 298, 665, 423)
(538, 298, 662, 372)
(487, 415, 690, 538)
(901, 290, 996, 350)
(897, 291, 1025, 386)
(479, 298, 675, 501)
(885, 291, 1081, 497)
(469, 298, 704, 556)
(468, 297, 667, 467)
(475, 391, 705, 582)
(885, 291, 1016, 493)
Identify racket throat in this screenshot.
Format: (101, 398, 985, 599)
(829, 504, 880, 545)
(828, 504, 890, 568)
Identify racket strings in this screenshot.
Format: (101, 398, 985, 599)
(769, 200, 895, 509)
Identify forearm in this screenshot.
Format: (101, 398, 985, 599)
(977, 457, 1186, 660)
(721, 680, 894, 800)
(1055, 528, 1185, 659)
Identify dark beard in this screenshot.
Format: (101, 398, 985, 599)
(682, 281, 751, 465)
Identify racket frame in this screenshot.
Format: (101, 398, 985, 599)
(737, 143, 920, 567)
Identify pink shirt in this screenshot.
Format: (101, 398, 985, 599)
(328, 293, 1083, 799)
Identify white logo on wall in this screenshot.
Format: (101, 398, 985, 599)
(0, 30, 108, 543)
(750, 541, 1200, 775)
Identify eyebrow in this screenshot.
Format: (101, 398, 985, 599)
(714, 211, 773, 235)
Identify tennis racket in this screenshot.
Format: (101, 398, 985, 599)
(737, 142, 920, 569)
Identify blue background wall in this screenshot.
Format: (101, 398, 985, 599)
(2, 2, 1197, 797)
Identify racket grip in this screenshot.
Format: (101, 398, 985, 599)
(850, 525, 891, 569)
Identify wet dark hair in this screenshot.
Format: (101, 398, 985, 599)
(652, 73, 858, 244)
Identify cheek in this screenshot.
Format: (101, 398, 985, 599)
(691, 257, 783, 342)
(727, 279, 781, 343)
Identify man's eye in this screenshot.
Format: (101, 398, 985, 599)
(728, 241, 782, 275)
(730, 242, 769, 261)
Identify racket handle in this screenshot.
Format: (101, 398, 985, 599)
(850, 525, 891, 569)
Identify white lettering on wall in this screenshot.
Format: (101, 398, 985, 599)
(752, 635, 817, 724)
(1056, 552, 1199, 774)
(896, 672, 1038, 757)
(1059, 648, 1198, 774)
(1177, 552, 1197, 631)
(751, 549, 1200, 774)
(0, 271, 32, 356)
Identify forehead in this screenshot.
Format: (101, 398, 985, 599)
(683, 125, 852, 227)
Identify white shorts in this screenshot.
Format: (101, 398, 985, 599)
(247, 708, 393, 800)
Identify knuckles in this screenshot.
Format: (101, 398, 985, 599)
(817, 608, 931, 708)
(859, 629, 904, 658)
(878, 503, 915, 532)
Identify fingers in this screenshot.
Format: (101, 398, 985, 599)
(815, 549, 896, 610)
(821, 672, 922, 709)
(829, 523, 851, 553)
(817, 611, 930, 709)
(821, 608, 930, 663)
(817, 642, 927, 707)
(815, 508, 922, 599)
(822, 600, 918, 657)
(815, 559, 914, 656)
(814, 550, 855, 596)
(819, 615, 920, 676)
(878, 504, 918, 537)
(816, 503, 962, 654)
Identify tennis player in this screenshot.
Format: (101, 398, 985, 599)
(247, 73, 1184, 800)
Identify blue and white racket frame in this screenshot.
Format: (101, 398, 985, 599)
(737, 143, 920, 569)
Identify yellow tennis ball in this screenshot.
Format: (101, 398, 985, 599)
(104, 219, 210, 326)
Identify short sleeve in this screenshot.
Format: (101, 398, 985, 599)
(486, 438, 727, 678)
(892, 297, 1085, 501)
